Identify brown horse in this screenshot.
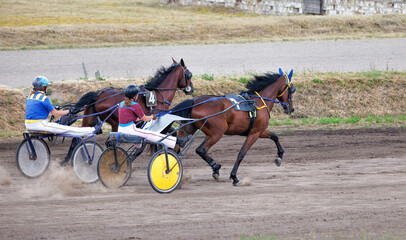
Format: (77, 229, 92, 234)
(62, 58, 194, 164)
(71, 58, 194, 132)
(170, 69, 295, 185)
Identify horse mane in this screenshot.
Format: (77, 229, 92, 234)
(143, 65, 177, 90)
(242, 73, 281, 94)
(74, 91, 98, 109)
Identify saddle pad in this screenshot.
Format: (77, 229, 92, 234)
(225, 94, 256, 112)
(109, 132, 144, 144)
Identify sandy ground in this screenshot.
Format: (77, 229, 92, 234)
(0, 127, 405, 239)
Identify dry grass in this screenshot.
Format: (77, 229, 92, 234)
(1, 0, 405, 50)
(1, 70, 402, 136)
(0, 84, 26, 132)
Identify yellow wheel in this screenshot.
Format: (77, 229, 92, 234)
(97, 146, 131, 188)
(147, 149, 183, 194)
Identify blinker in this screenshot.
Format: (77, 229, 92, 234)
(289, 85, 296, 94)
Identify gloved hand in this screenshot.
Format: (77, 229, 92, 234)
(69, 107, 80, 115)
(152, 114, 157, 120)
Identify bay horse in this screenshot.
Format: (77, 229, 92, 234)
(71, 58, 193, 131)
(170, 69, 296, 185)
(62, 58, 194, 164)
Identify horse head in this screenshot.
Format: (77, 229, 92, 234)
(172, 58, 194, 95)
(277, 68, 295, 115)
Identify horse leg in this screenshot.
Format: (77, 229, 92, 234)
(61, 137, 80, 166)
(230, 133, 260, 186)
(196, 135, 223, 181)
(260, 130, 284, 167)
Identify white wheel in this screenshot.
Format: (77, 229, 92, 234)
(72, 141, 103, 183)
(16, 138, 50, 178)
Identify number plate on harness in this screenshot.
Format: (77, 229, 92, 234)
(145, 90, 157, 107)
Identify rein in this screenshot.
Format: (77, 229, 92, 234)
(159, 92, 287, 118)
(73, 104, 119, 120)
(156, 96, 228, 117)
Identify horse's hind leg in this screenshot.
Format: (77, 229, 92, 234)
(260, 130, 284, 167)
(196, 136, 223, 181)
(61, 138, 80, 166)
(230, 133, 260, 186)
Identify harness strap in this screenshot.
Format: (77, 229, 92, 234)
(277, 85, 289, 97)
(241, 110, 256, 136)
(254, 91, 271, 117)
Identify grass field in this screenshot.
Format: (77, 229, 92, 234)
(1, 0, 406, 50)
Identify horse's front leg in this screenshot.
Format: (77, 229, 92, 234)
(230, 133, 260, 186)
(260, 130, 284, 167)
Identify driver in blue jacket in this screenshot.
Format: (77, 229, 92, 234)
(25, 76, 94, 137)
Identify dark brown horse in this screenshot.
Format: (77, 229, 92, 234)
(62, 58, 194, 164)
(72, 58, 194, 132)
(170, 69, 295, 185)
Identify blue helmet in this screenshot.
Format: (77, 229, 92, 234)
(33, 76, 50, 90)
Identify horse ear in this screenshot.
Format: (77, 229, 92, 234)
(180, 58, 185, 67)
(279, 68, 284, 75)
(288, 69, 293, 81)
(172, 57, 177, 64)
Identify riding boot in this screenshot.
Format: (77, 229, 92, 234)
(176, 134, 192, 148)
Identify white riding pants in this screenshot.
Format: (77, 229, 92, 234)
(118, 124, 176, 149)
(25, 120, 95, 138)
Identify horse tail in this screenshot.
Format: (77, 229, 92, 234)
(70, 91, 99, 114)
(169, 99, 194, 118)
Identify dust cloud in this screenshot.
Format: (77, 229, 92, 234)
(17, 160, 109, 199)
(0, 165, 11, 185)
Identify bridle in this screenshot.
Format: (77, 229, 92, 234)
(146, 63, 193, 93)
(174, 63, 193, 94)
(277, 73, 296, 113)
(146, 63, 193, 106)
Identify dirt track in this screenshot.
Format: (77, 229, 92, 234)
(0, 127, 405, 239)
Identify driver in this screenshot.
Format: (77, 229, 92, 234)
(25, 76, 95, 137)
(118, 84, 189, 149)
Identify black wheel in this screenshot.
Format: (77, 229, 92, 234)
(147, 149, 183, 194)
(72, 141, 103, 183)
(97, 146, 131, 188)
(16, 138, 50, 178)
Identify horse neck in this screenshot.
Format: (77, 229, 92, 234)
(257, 78, 284, 110)
(155, 67, 182, 109)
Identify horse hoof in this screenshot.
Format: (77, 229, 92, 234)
(211, 164, 221, 181)
(213, 163, 221, 171)
(230, 175, 239, 186)
(274, 157, 282, 167)
(212, 173, 220, 181)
